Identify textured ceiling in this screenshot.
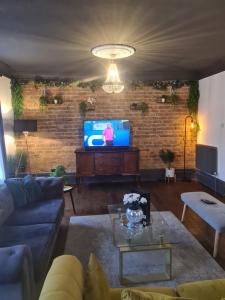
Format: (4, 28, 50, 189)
(0, 0, 225, 80)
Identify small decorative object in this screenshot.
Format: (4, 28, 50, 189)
(159, 149, 176, 180)
(53, 94, 63, 105)
(123, 193, 147, 228)
(161, 95, 166, 103)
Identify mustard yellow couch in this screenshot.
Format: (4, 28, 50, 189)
(39, 255, 225, 300)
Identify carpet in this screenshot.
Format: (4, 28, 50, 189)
(64, 211, 225, 288)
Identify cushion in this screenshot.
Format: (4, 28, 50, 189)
(121, 289, 194, 300)
(5, 178, 27, 208)
(0, 223, 56, 281)
(5, 199, 64, 226)
(84, 253, 110, 300)
(177, 279, 225, 300)
(0, 183, 14, 226)
(23, 175, 43, 203)
(110, 288, 177, 300)
(39, 255, 84, 300)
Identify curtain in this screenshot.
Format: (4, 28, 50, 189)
(0, 105, 6, 181)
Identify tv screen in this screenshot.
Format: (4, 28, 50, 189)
(84, 120, 130, 147)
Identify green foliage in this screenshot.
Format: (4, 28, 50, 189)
(77, 79, 103, 92)
(79, 101, 88, 117)
(39, 95, 48, 111)
(187, 81, 199, 115)
(159, 149, 175, 168)
(140, 102, 149, 113)
(11, 78, 24, 118)
(7, 150, 27, 176)
(130, 102, 149, 114)
(33, 76, 74, 87)
(50, 165, 68, 184)
(50, 165, 66, 177)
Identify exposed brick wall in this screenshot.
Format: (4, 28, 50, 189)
(15, 83, 196, 173)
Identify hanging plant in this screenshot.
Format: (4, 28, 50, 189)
(130, 102, 149, 114)
(79, 101, 88, 117)
(11, 78, 24, 119)
(39, 95, 48, 111)
(187, 81, 199, 115)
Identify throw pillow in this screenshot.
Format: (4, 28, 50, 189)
(5, 178, 27, 208)
(84, 253, 110, 300)
(121, 289, 195, 300)
(23, 175, 43, 203)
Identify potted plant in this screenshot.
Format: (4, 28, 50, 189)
(159, 149, 175, 178)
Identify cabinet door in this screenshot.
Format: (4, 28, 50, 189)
(123, 151, 139, 174)
(95, 152, 122, 175)
(76, 153, 94, 176)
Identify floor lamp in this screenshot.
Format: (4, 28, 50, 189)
(183, 115, 194, 181)
(14, 120, 37, 174)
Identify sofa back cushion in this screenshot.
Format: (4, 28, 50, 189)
(5, 176, 44, 208)
(177, 278, 225, 300)
(35, 177, 64, 200)
(0, 183, 14, 226)
(5, 178, 27, 208)
(39, 255, 84, 300)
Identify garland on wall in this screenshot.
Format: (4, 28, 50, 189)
(11, 78, 24, 119)
(10, 77, 199, 118)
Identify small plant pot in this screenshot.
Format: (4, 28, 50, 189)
(53, 99, 58, 104)
(165, 168, 175, 178)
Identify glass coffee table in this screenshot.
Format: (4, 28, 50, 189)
(108, 204, 179, 285)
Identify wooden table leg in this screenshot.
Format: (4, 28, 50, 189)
(69, 190, 76, 214)
(181, 204, 187, 222)
(213, 231, 220, 258)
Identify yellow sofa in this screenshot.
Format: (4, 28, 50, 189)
(39, 255, 225, 300)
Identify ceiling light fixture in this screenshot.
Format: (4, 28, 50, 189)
(91, 44, 135, 94)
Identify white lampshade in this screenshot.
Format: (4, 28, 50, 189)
(102, 63, 124, 94)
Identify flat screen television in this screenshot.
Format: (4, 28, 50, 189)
(83, 119, 130, 148)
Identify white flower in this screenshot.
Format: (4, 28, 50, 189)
(140, 197, 147, 204)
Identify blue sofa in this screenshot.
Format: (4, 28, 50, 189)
(0, 177, 64, 300)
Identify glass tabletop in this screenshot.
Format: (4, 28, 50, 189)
(108, 204, 179, 248)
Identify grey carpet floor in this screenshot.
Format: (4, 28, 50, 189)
(64, 211, 225, 288)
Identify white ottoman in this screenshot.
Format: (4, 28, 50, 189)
(181, 191, 225, 257)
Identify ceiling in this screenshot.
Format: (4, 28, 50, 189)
(0, 0, 225, 81)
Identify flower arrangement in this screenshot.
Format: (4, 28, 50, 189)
(123, 193, 147, 210)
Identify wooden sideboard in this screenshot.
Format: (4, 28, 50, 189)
(75, 147, 139, 182)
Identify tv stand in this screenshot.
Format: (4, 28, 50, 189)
(75, 147, 140, 185)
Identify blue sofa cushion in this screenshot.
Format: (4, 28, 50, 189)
(5, 178, 27, 208)
(5, 176, 44, 209)
(5, 199, 64, 226)
(35, 177, 64, 200)
(0, 223, 56, 281)
(23, 175, 43, 203)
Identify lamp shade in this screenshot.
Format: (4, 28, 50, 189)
(14, 120, 37, 133)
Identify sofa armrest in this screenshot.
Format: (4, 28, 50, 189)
(0, 245, 35, 300)
(35, 177, 64, 200)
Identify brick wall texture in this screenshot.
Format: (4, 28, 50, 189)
(15, 83, 196, 173)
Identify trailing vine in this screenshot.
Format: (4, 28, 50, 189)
(11, 78, 24, 119)
(187, 81, 199, 115)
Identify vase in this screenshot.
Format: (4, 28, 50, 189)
(126, 207, 144, 228)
